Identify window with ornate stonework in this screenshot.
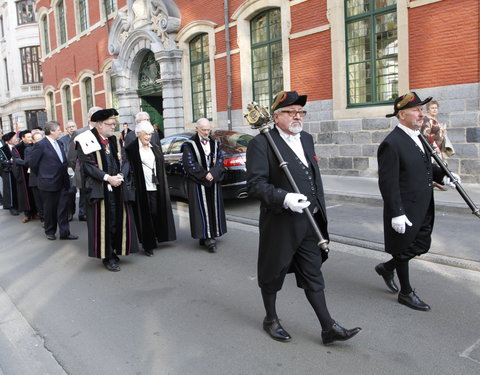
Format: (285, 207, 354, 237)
(47, 92, 56, 120)
(345, 0, 398, 106)
(20, 46, 42, 84)
(16, 0, 35, 25)
(190, 33, 212, 121)
(84, 77, 94, 109)
(77, 0, 89, 32)
(251, 8, 283, 108)
(41, 15, 50, 55)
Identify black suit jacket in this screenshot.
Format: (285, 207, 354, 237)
(246, 127, 328, 286)
(30, 137, 69, 192)
(378, 126, 445, 254)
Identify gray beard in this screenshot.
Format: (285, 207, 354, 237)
(288, 124, 303, 134)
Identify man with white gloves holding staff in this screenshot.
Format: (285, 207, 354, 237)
(376, 92, 459, 311)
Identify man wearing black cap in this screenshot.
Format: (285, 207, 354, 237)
(77, 108, 138, 271)
(12, 130, 37, 223)
(247, 91, 361, 345)
(375, 92, 456, 311)
(0, 131, 19, 215)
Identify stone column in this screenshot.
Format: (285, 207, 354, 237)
(155, 48, 184, 136)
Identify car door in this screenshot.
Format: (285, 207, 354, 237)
(163, 136, 188, 198)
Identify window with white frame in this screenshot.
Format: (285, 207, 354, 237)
(56, 0, 67, 45)
(62, 85, 73, 121)
(102, 0, 116, 16)
(20, 46, 42, 84)
(77, 0, 89, 33)
(189, 33, 212, 121)
(16, 0, 35, 25)
(84, 77, 94, 109)
(47, 91, 56, 120)
(41, 15, 50, 55)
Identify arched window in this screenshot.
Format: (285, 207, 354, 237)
(77, 0, 89, 33)
(345, 0, 398, 106)
(56, 0, 67, 45)
(47, 92, 56, 120)
(84, 77, 94, 109)
(189, 33, 212, 121)
(250, 8, 283, 108)
(62, 85, 73, 120)
(41, 15, 50, 55)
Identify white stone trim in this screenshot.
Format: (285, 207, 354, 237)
(215, 48, 240, 59)
(176, 21, 218, 128)
(232, 0, 292, 116)
(408, 0, 444, 8)
(329, 0, 409, 119)
(289, 24, 330, 39)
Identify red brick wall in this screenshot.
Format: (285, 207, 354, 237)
(409, 0, 479, 88)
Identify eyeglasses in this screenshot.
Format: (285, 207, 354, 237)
(103, 122, 116, 126)
(278, 110, 307, 118)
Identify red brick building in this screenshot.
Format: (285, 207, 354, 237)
(36, 0, 480, 180)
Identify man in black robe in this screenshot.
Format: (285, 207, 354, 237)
(181, 118, 227, 253)
(0, 131, 19, 215)
(247, 91, 361, 345)
(125, 120, 176, 256)
(77, 109, 138, 271)
(12, 130, 37, 223)
(376, 92, 452, 311)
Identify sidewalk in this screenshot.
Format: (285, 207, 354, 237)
(321, 174, 480, 215)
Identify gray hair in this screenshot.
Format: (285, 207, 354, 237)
(44, 121, 60, 135)
(31, 129, 45, 138)
(135, 120, 154, 135)
(87, 106, 103, 121)
(195, 118, 210, 128)
(135, 111, 150, 123)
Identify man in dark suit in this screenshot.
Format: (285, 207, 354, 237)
(67, 107, 103, 221)
(58, 120, 77, 221)
(30, 121, 78, 241)
(376, 92, 454, 311)
(246, 91, 361, 345)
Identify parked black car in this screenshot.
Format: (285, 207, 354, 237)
(160, 130, 253, 199)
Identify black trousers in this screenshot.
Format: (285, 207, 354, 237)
(40, 189, 70, 237)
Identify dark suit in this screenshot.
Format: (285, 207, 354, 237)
(30, 137, 71, 237)
(247, 127, 328, 292)
(378, 126, 445, 260)
(124, 129, 160, 148)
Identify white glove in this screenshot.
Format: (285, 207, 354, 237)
(283, 193, 310, 213)
(442, 173, 461, 188)
(391, 215, 412, 234)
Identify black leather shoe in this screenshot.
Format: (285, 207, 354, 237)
(144, 249, 154, 257)
(10, 209, 19, 216)
(207, 244, 217, 253)
(263, 318, 292, 342)
(322, 322, 361, 345)
(78, 215, 87, 221)
(46, 234, 56, 240)
(103, 258, 120, 272)
(375, 263, 399, 293)
(398, 291, 431, 311)
(60, 234, 79, 240)
(113, 253, 120, 263)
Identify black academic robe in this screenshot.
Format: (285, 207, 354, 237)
(181, 133, 227, 239)
(125, 140, 176, 250)
(12, 142, 36, 212)
(0, 144, 18, 210)
(246, 127, 329, 288)
(78, 128, 138, 259)
(378, 126, 445, 258)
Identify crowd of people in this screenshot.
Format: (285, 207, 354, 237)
(0, 108, 226, 273)
(0, 92, 460, 346)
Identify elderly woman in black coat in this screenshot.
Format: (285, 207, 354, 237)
(125, 120, 176, 256)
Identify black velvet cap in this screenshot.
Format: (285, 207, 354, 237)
(91, 108, 119, 122)
(271, 91, 307, 111)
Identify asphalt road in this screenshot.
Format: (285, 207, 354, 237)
(0, 204, 479, 375)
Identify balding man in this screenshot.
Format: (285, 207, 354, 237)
(123, 111, 160, 148)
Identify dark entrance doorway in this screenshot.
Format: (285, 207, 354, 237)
(137, 51, 164, 134)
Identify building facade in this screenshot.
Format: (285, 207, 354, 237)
(0, 0, 46, 133)
(36, 0, 479, 181)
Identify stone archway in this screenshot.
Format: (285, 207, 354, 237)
(107, 0, 183, 136)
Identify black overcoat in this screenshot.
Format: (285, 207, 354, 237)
(246, 127, 329, 287)
(378, 126, 445, 256)
(125, 140, 176, 250)
(0, 144, 18, 210)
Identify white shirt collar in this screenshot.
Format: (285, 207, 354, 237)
(397, 124, 420, 137)
(277, 126, 301, 142)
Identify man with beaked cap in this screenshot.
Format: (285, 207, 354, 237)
(77, 108, 138, 271)
(0, 131, 19, 215)
(247, 91, 361, 345)
(375, 92, 459, 311)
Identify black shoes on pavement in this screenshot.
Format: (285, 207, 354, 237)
(321, 322, 362, 345)
(263, 318, 292, 342)
(60, 234, 79, 240)
(398, 291, 431, 311)
(199, 238, 217, 253)
(46, 234, 56, 240)
(103, 258, 120, 272)
(144, 249, 154, 257)
(375, 263, 399, 293)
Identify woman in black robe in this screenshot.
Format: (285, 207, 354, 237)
(125, 120, 176, 256)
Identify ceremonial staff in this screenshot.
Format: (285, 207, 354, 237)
(419, 133, 480, 218)
(245, 102, 330, 253)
